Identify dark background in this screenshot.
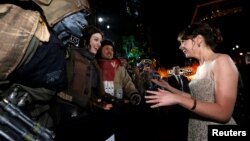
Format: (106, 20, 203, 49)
(91, 0, 250, 68)
(2, 0, 248, 68)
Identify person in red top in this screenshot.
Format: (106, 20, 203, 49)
(96, 39, 141, 106)
(95, 39, 143, 141)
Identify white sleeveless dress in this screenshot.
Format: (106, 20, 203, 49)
(188, 61, 236, 141)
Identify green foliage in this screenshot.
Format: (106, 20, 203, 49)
(120, 35, 145, 60)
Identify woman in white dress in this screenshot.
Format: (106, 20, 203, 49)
(145, 22, 239, 141)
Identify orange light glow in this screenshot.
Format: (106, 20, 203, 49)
(157, 62, 199, 80)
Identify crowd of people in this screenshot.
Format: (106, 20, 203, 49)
(0, 1, 249, 141)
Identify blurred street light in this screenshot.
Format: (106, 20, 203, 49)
(98, 17, 104, 23)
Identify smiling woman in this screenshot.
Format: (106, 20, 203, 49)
(145, 22, 239, 141)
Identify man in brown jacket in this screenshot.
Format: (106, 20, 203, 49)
(96, 39, 142, 106)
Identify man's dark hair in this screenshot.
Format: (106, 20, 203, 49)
(101, 39, 115, 48)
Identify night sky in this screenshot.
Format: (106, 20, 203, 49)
(92, 0, 249, 68)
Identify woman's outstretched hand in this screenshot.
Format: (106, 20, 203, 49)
(145, 88, 176, 108)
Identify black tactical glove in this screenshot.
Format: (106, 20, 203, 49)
(101, 94, 123, 105)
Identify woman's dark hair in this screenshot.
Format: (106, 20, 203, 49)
(177, 22, 223, 50)
(82, 25, 103, 47)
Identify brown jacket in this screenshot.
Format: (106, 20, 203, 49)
(0, 4, 49, 80)
(58, 47, 105, 110)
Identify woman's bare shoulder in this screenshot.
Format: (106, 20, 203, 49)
(214, 53, 234, 64)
